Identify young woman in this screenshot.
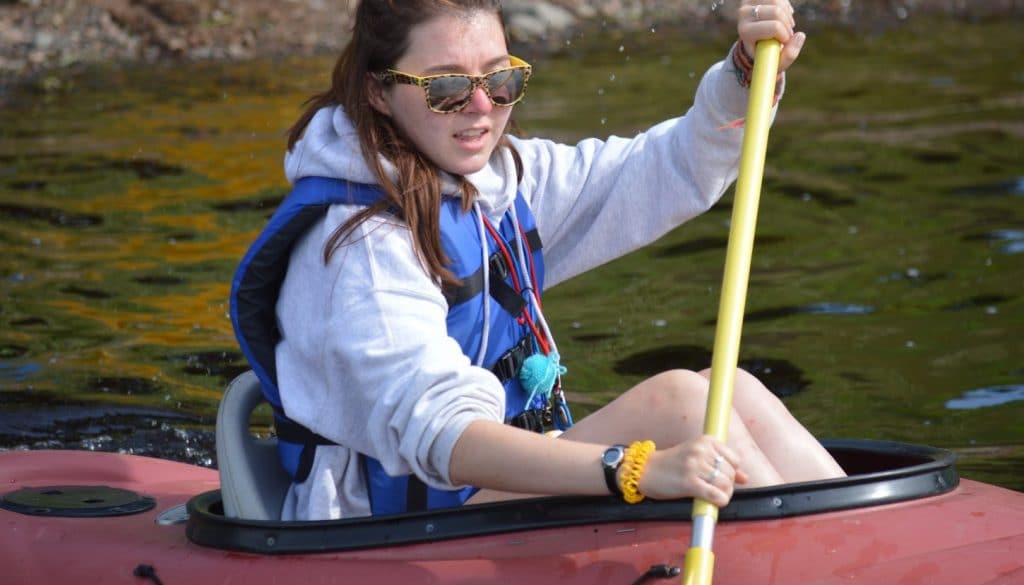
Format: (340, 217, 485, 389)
(232, 0, 845, 521)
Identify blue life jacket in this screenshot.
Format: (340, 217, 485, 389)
(230, 176, 569, 516)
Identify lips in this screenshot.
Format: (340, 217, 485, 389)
(455, 128, 488, 140)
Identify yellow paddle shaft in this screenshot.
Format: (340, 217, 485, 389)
(682, 39, 783, 585)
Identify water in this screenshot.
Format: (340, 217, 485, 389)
(1, 17, 1021, 491)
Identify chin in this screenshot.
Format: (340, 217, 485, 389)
(444, 155, 492, 178)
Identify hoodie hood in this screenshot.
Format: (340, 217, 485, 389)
(283, 105, 519, 222)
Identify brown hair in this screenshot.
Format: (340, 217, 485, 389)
(287, 0, 520, 286)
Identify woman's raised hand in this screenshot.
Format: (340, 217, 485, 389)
(738, 0, 806, 73)
(637, 435, 747, 508)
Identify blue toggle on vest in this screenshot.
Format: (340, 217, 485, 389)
(230, 176, 568, 516)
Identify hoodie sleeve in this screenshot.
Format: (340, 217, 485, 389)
(511, 52, 781, 288)
(274, 207, 506, 489)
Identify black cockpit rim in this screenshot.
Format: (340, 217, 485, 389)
(185, 439, 958, 555)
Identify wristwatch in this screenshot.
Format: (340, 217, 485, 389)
(601, 444, 627, 496)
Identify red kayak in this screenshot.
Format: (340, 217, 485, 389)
(3, 373, 1023, 584)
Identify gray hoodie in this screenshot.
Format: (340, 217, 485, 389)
(275, 50, 771, 520)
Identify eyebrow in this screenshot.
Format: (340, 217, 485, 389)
(420, 56, 511, 76)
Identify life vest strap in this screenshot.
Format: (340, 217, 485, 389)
(406, 477, 428, 512)
(507, 408, 553, 434)
(273, 415, 337, 446)
(523, 228, 542, 254)
(490, 335, 534, 383)
(444, 251, 529, 317)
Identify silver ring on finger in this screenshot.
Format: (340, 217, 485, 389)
(705, 467, 721, 484)
(753, 4, 762, 21)
(712, 454, 724, 471)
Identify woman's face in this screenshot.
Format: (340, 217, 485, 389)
(369, 11, 515, 177)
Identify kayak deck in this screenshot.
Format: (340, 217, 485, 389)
(2, 441, 1023, 584)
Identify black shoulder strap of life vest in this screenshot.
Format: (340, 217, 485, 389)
(441, 212, 543, 314)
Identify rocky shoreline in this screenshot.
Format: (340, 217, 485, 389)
(1, 0, 1021, 88)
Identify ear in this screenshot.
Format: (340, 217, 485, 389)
(366, 74, 392, 117)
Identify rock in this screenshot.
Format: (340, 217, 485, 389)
(0, 0, 1021, 88)
(135, 0, 201, 27)
(505, 0, 578, 42)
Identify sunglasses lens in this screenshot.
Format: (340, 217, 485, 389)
(422, 67, 528, 112)
(427, 77, 474, 112)
(486, 68, 526, 105)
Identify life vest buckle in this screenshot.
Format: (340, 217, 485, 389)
(489, 335, 534, 383)
(507, 407, 553, 434)
(488, 252, 510, 280)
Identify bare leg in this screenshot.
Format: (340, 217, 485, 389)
(468, 369, 789, 505)
(557, 369, 784, 486)
(698, 368, 846, 482)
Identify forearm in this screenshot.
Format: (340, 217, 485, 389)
(516, 61, 754, 288)
(448, 420, 610, 496)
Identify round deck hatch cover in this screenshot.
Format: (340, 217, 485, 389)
(1, 485, 156, 517)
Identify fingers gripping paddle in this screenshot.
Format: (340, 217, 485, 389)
(681, 39, 782, 585)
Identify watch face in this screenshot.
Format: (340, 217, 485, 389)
(603, 446, 624, 466)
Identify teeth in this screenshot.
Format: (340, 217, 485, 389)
(457, 129, 485, 138)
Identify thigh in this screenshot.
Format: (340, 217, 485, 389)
(561, 368, 786, 486)
(467, 370, 710, 506)
(557, 369, 711, 447)
(467, 368, 793, 505)
(697, 367, 845, 482)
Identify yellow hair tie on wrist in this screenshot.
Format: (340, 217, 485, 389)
(619, 440, 656, 504)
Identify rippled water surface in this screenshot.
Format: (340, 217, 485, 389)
(1, 18, 1021, 490)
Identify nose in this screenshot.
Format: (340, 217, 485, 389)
(462, 84, 493, 114)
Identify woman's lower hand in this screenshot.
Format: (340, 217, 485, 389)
(738, 0, 806, 73)
(637, 436, 747, 508)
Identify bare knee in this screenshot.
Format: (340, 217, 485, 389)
(729, 369, 801, 437)
(737, 368, 791, 410)
(645, 368, 708, 395)
(698, 367, 785, 407)
(626, 369, 709, 420)
(563, 369, 712, 446)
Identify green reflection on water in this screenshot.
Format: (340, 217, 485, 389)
(0, 17, 1021, 490)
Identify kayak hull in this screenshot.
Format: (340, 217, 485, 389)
(2, 445, 1023, 584)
